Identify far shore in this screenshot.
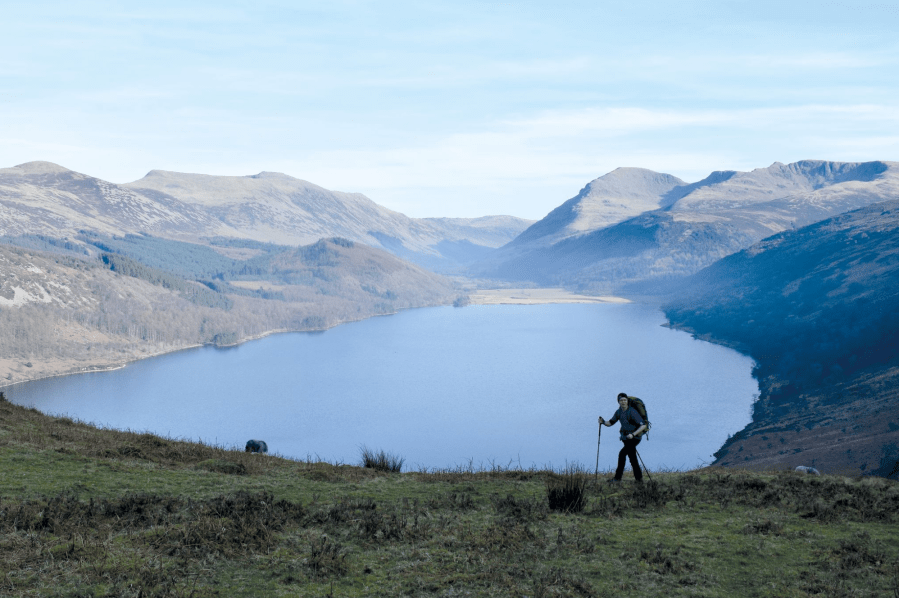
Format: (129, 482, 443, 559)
(1, 290, 629, 389)
(466, 288, 629, 305)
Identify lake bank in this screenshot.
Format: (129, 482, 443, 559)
(0, 288, 629, 389)
(467, 288, 629, 305)
(1, 318, 354, 389)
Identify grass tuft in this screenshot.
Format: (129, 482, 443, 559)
(545, 463, 588, 513)
(359, 445, 404, 473)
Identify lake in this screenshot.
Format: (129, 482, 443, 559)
(6, 303, 758, 472)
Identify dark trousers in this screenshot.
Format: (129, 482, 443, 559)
(615, 437, 643, 481)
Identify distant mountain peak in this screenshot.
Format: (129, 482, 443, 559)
(511, 167, 686, 245)
(8, 161, 72, 175)
(135, 169, 310, 187)
(599, 166, 683, 182)
(247, 171, 295, 180)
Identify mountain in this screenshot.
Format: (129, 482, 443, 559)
(511, 167, 688, 247)
(470, 160, 899, 292)
(122, 169, 533, 270)
(663, 198, 899, 476)
(0, 162, 534, 272)
(0, 161, 230, 238)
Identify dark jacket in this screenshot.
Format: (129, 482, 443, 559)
(608, 406, 645, 437)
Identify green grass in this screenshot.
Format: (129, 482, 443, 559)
(1, 394, 898, 597)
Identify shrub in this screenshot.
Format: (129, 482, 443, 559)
(306, 535, 348, 579)
(360, 446, 404, 473)
(453, 295, 471, 307)
(545, 463, 588, 513)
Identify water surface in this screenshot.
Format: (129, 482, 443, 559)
(7, 303, 758, 471)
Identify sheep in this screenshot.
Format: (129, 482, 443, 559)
(245, 439, 268, 454)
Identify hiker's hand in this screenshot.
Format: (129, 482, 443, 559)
(598, 417, 604, 424)
(627, 433, 633, 439)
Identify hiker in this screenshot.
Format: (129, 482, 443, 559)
(598, 392, 647, 483)
(245, 439, 268, 454)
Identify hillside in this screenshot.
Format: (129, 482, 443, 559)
(664, 199, 899, 476)
(0, 162, 533, 273)
(0, 237, 456, 386)
(1, 394, 897, 597)
(471, 160, 899, 291)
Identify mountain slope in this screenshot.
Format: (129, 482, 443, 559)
(512, 167, 688, 247)
(0, 237, 456, 386)
(123, 168, 532, 270)
(663, 198, 899, 475)
(0, 162, 533, 272)
(0, 162, 233, 238)
(471, 160, 899, 291)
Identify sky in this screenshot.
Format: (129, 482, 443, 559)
(2, 1, 899, 220)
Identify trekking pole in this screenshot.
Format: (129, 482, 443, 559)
(594, 421, 602, 483)
(634, 448, 653, 484)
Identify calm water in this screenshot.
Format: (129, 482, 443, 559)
(6, 303, 758, 471)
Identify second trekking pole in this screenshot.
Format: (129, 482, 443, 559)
(635, 448, 653, 484)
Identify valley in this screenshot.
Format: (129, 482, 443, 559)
(2, 158, 898, 478)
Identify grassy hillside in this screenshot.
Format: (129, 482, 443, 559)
(1, 395, 898, 597)
(664, 199, 899, 475)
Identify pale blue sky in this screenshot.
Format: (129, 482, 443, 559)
(3, 1, 898, 218)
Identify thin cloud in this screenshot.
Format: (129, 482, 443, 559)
(505, 104, 899, 137)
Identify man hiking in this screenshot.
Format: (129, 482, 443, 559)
(598, 392, 647, 483)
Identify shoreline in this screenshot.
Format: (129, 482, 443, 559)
(0, 306, 420, 390)
(466, 288, 629, 305)
(0, 290, 627, 389)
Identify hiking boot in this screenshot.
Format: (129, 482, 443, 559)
(634, 479, 644, 484)
(607, 478, 621, 484)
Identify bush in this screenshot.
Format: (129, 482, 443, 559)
(360, 446, 404, 473)
(545, 463, 589, 513)
(306, 535, 348, 578)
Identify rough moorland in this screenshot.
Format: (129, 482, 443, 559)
(1, 395, 897, 597)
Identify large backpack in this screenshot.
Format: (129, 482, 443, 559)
(627, 396, 651, 439)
